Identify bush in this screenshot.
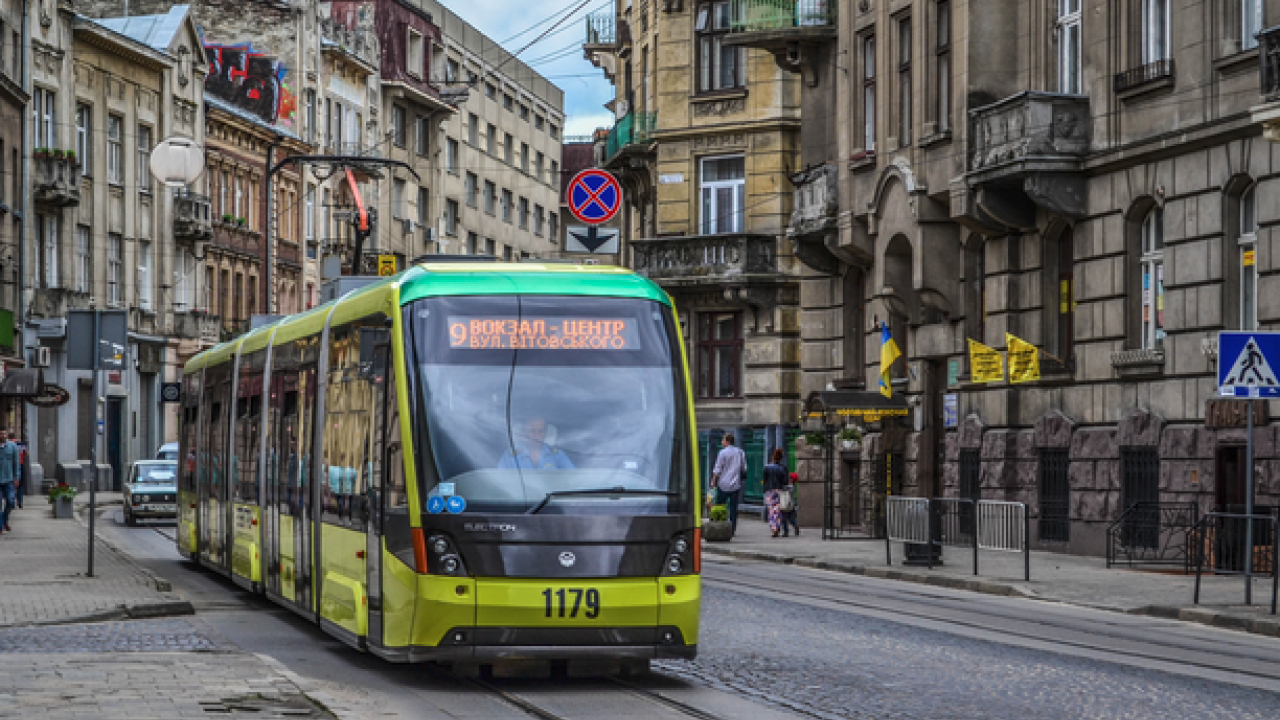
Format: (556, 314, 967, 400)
(709, 504, 729, 522)
(803, 431, 826, 447)
(837, 426, 862, 442)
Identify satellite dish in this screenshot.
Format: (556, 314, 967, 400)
(148, 136, 205, 188)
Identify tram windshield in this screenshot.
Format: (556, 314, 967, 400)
(406, 294, 693, 515)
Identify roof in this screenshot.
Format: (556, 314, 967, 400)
(95, 5, 190, 54)
(205, 93, 301, 141)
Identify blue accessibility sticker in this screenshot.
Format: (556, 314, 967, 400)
(446, 495, 467, 514)
(426, 496, 446, 515)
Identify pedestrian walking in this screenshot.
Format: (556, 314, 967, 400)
(0, 430, 19, 534)
(782, 471, 801, 537)
(710, 433, 746, 533)
(763, 448, 790, 537)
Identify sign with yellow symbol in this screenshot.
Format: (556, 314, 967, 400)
(968, 339, 1005, 383)
(1006, 333, 1041, 384)
(378, 255, 397, 276)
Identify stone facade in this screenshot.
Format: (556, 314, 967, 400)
(779, 0, 1280, 554)
(0, 0, 27, 436)
(24, 3, 207, 488)
(584, 1, 804, 444)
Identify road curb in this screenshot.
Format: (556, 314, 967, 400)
(704, 544, 1280, 638)
(74, 502, 176, 592)
(0, 600, 197, 630)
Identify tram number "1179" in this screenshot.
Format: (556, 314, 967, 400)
(542, 588, 601, 619)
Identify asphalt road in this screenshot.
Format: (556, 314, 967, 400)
(97, 508, 1280, 720)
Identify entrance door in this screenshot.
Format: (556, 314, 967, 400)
(1120, 448, 1160, 548)
(1215, 445, 1249, 511)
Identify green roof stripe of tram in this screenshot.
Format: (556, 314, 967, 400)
(184, 263, 670, 375)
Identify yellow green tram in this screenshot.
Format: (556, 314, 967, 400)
(177, 263, 701, 662)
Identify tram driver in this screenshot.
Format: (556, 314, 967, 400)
(498, 416, 575, 470)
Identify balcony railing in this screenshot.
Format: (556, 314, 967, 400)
(585, 11, 616, 46)
(1113, 58, 1174, 94)
(730, 0, 836, 33)
(631, 233, 778, 282)
(210, 222, 263, 258)
(1262, 25, 1280, 101)
(605, 111, 656, 163)
(173, 311, 221, 343)
(33, 155, 81, 208)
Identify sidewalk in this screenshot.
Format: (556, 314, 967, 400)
(0, 493, 192, 628)
(704, 514, 1280, 638)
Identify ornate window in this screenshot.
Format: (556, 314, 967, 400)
(696, 1, 744, 92)
(1057, 0, 1082, 94)
(1140, 208, 1164, 350)
(863, 34, 876, 152)
(697, 311, 742, 398)
(1143, 0, 1169, 63)
(699, 155, 745, 234)
(897, 17, 912, 146)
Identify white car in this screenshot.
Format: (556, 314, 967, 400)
(123, 460, 178, 526)
(156, 442, 178, 461)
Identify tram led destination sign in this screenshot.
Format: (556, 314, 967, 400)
(448, 317, 640, 350)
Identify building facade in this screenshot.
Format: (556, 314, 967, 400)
(0, 0, 27, 437)
(584, 0, 805, 474)
(25, 3, 207, 488)
(778, 0, 1280, 555)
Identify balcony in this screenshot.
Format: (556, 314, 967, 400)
(729, 0, 836, 35)
(29, 287, 91, 318)
(632, 233, 779, 285)
(583, 12, 620, 82)
(724, 0, 836, 82)
(603, 111, 656, 166)
(173, 311, 221, 344)
(788, 163, 843, 273)
(210, 221, 263, 261)
(173, 192, 212, 243)
(276, 240, 302, 268)
(33, 154, 81, 208)
(962, 91, 1090, 228)
(1113, 58, 1175, 97)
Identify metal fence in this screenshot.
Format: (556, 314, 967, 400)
(1192, 512, 1279, 614)
(729, 0, 837, 33)
(1106, 502, 1200, 571)
(885, 498, 1030, 580)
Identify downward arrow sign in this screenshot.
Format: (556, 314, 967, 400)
(569, 226, 614, 252)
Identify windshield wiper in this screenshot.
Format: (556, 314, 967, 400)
(527, 487, 677, 515)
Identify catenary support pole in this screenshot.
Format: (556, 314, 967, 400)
(1247, 397, 1255, 605)
(87, 310, 99, 577)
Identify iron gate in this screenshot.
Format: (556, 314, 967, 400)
(1121, 449, 1161, 549)
(868, 452, 904, 537)
(1039, 449, 1070, 542)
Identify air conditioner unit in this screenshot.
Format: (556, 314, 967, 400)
(401, 219, 415, 236)
(423, 227, 435, 244)
(32, 346, 51, 368)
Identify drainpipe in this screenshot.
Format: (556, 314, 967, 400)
(19, 0, 30, 457)
(263, 135, 284, 315)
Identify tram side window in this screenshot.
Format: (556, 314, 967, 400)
(384, 357, 407, 509)
(179, 402, 198, 494)
(234, 390, 261, 504)
(322, 317, 384, 529)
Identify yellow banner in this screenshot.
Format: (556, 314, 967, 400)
(1006, 333, 1041, 384)
(968, 339, 1005, 383)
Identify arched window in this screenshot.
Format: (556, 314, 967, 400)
(1139, 208, 1164, 350)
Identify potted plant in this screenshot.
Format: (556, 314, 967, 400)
(65, 150, 78, 165)
(837, 426, 862, 450)
(236, 216, 247, 228)
(48, 483, 76, 519)
(704, 504, 733, 541)
(34, 147, 50, 160)
(803, 431, 826, 448)
(52, 148, 65, 160)
(221, 213, 234, 225)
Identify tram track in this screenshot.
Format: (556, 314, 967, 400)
(451, 672, 757, 720)
(702, 560, 1280, 689)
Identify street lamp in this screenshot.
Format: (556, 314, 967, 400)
(148, 136, 206, 188)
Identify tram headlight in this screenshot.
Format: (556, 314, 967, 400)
(443, 556, 460, 574)
(426, 534, 468, 576)
(662, 531, 698, 576)
(431, 537, 449, 555)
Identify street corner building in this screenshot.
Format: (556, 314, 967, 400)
(756, 0, 1280, 556)
(583, 0, 806, 496)
(18, 0, 566, 496)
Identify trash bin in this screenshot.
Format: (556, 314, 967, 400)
(903, 505, 943, 566)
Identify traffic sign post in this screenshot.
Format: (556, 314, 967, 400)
(566, 169, 622, 226)
(1217, 331, 1280, 605)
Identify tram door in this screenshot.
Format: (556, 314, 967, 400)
(293, 364, 318, 611)
(366, 335, 390, 644)
(200, 365, 230, 567)
(263, 372, 285, 598)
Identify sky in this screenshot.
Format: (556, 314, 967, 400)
(448, 0, 615, 138)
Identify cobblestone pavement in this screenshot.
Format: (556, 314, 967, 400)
(0, 619, 333, 719)
(666, 584, 1280, 720)
(0, 501, 184, 628)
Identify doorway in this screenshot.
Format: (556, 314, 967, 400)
(1215, 445, 1250, 512)
(107, 398, 123, 490)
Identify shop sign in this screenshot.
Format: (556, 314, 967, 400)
(1204, 399, 1269, 429)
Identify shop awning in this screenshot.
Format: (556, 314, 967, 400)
(803, 390, 910, 425)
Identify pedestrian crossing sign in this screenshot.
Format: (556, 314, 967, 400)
(1217, 332, 1280, 397)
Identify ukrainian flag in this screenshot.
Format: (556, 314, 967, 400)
(879, 325, 902, 398)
